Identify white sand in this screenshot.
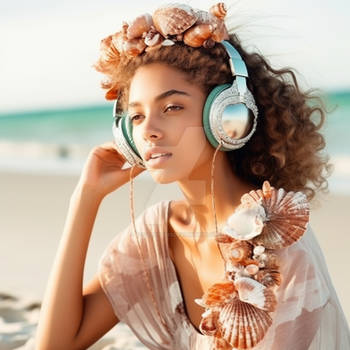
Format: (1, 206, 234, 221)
(0, 170, 349, 349)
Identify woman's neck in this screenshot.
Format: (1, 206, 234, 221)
(176, 152, 256, 240)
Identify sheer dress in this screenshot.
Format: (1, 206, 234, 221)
(98, 200, 350, 349)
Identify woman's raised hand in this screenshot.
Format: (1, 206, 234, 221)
(77, 141, 145, 199)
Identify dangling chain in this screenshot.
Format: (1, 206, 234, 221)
(129, 166, 171, 334)
(129, 141, 222, 334)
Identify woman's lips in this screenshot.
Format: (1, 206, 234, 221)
(145, 153, 172, 168)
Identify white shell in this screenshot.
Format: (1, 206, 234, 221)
(223, 201, 266, 240)
(234, 277, 276, 312)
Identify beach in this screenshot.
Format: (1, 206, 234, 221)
(0, 169, 349, 349)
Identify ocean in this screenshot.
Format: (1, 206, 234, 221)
(0, 92, 349, 192)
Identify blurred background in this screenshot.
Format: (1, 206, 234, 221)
(0, 0, 349, 349)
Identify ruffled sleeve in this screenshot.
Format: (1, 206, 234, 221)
(97, 200, 179, 350)
(255, 225, 350, 349)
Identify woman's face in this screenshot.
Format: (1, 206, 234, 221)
(128, 62, 214, 184)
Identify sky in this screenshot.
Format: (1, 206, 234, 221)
(0, 0, 349, 113)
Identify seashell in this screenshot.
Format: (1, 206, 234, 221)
(253, 245, 265, 256)
(209, 2, 227, 20)
(124, 38, 146, 57)
(203, 38, 216, 48)
(161, 39, 175, 46)
(218, 298, 272, 348)
(219, 240, 253, 264)
(215, 233, 235, 243)
(213, 332, 235, 350)
(223, 200, 266, 240)
(258, 252, 279, 269)
(199, 309, 219, 336)
(127, 13, 153, 39)
(144, 27, 163, 46)
(111, 31, 126, 53)
(234, 277, 277, 312)
(198, 281, 237, 308)
(256, 269, 282, 287)
(183, 23, 213, 47)
(237, 181, 310, 249)
(153, 4, 198, 37)
(244, 264, 259, 275)
(99, 35, 120, 63)
(105, 87, 119, 100)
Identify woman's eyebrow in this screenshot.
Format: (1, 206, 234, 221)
(128, 89, 190, 108)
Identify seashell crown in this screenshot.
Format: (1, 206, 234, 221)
(106, 3, 229, 57)
(95, 3, 230, 99)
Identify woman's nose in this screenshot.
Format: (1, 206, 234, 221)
(142, 115, 163, 143)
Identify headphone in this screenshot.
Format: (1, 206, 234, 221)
(112, 40, 258, 169)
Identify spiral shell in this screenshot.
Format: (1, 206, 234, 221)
(211, 19, 229, 42)
(196, 281, 236, 308)
(235, 277, 277, 312)
(218, 298, 272, 349)
(209, 2, 227, 20)
(127, 13, 153, 39)
(219, 240, 253, 264)
(183, 23, 213, 47)
(153, 4, 197, 37)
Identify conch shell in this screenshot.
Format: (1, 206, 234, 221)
(153, 4, 198, 37)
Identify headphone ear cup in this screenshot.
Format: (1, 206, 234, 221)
(112, 115, 145, 168)
(123, 116, 142, 158)
(203, 83, 231, 150)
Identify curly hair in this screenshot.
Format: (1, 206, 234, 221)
(94, 34, 333, 202)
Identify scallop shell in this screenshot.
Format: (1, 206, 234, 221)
(99, 35, 120, 63)
(153, 4, 198, 37)
(223, 200, 266, 240)
(127, 13, 153, 39)
(217, 298, 272, 348)
(234, 277, 277, 312)
(257, 252, 279, 270)
(256, 269, 282, 287)
(209, 2, 227, 20)
(239, 181, 310, 249)
(196, 281, 236, 308)
(183, 23, 213, 47)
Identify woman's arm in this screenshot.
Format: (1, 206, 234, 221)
(35, 142, 144, 350)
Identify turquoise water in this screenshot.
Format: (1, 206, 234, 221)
(0, 92, 348, 154)
(0, 91, 349, 191)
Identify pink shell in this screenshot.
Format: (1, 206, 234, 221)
(127, 13, 153, 39)
(235, 277, 277, 312)
(240, 181, 310, 249)
(200, 281, 237, 308)
(218, 298, 272, 349)
(152, 4, 198, 37)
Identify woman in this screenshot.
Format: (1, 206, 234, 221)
(35, 3, 350, 350)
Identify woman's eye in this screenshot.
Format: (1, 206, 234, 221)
(130, 114, 142, 123)
(164, 105, 182, 113)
